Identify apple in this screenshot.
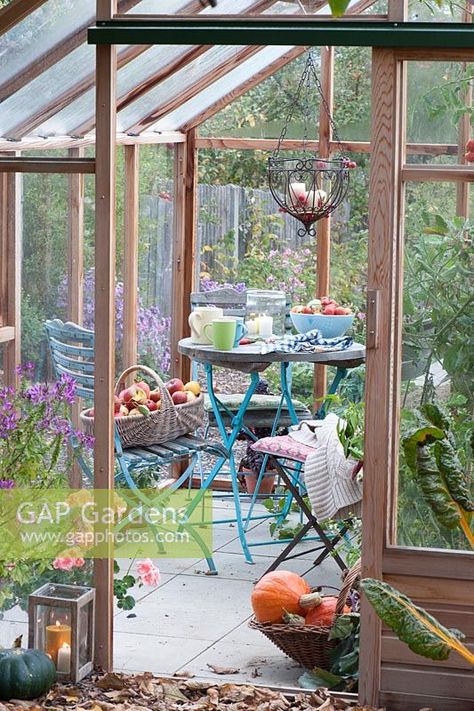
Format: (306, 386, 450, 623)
(88, 408, 94, 417)
(149, 388, 161, 403)
(171, 391, 188, 406)
(302, 306, 313, 314)
(334, 306, 346, 315)
(323, 305, 336, 315)
(185, 391, 197, 402)
(465, 151, 474, 163)
(466, 139, 474, 152)
(146, 399, 159, 412)
(114, 405, 128, 418)
(165, 378, 185, 395)
(184, 381, 201, 396)
(119, 384, 147, 405)
(135, 380, 151, 398)
(114, 395, 123, 413)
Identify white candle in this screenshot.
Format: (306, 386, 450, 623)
(259, 316, 273, 338)
(56, 643, 71, 674)
(246, 318, 258, 336)
(289, 182, 306, 207)
(305, 189, 327, 210)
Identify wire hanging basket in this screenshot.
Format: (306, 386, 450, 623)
(268, 51, 356, 237)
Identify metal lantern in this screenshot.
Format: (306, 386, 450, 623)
(268, 51, 354, 237)
(28, 583, 95, 682)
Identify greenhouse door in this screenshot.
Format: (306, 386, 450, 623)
(359, 47, 474, 711)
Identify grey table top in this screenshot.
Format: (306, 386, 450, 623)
(178, 337, 366, 374)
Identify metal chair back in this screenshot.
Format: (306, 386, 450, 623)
(190, 287, 247, 318)
(45, 319, 95, 400)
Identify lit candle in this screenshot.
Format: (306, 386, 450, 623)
(305, 189, 327, 210)
(289, 182, 306, 207)
(45, 620, 71, 666)
(259, 315, 273, 338)
(56, 643, 71, 674)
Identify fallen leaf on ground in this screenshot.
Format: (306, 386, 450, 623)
(95, 673, 127, 690)
(206, 664, 240, 675)
(173, 671, 195, 678)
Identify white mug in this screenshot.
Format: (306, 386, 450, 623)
(188, 306, 224, 344)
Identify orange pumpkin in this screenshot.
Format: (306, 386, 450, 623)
(304, 595, 350, 628)
(251, 571, 320, 623)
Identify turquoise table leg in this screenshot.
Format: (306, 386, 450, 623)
(204, 362, 260, 564)
(244, 361, 300, 529)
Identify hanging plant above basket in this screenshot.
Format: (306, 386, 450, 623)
(268, 50, 357, 237)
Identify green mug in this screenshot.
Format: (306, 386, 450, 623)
(203, 318, 237, 351)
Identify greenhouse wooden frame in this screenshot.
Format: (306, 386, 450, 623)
(0, 0, 472, 707)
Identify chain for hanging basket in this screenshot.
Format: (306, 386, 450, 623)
(268, 50, 356, 237)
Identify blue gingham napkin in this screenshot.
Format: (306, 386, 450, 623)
(260, 329, 353, 354)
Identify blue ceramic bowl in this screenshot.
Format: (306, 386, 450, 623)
(290, 312, 354, 338)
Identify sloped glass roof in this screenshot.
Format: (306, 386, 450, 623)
(4, 0, 463, 144)
(0, 0, 96, 87)
(150, 45, 300, 132)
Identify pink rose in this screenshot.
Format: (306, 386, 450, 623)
(53, 557, 85, 571)
(136, 558, 160, 587)
(53, 557, 75, 571)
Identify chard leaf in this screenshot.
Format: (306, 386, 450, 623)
(361, 578, 474, 664)
(402, 426, 444, 470)
(434, 439, 474, 512)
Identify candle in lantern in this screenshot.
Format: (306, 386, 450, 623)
(56, 643, 71, 674)
(259, 315, 273, 338)
(305, 189, 327, 210)
(289, 182, 307, 207)
(45, 620, 71, 666)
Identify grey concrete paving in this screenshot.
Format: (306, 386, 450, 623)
(113, 496, 344, 687)
(0, 496, 344, 688)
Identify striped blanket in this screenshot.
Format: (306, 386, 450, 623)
(289, 414, 363, 521)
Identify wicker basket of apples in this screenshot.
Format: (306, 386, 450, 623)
(80, 365, 204, 448)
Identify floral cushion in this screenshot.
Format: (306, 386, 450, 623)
(250, 435, 315, 463)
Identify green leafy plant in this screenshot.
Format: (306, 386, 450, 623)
(361, 578, 474, 665)
(299, 613, 360, 692)
(402, 402, 474, 549)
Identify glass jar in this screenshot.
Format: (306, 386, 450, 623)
(246, 289, 287, 337)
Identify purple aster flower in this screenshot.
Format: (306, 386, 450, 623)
(0, 480, 15, 489)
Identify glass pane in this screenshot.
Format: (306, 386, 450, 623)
(0, 0, 96, 87)
(406, 60, 473, 162)
(78, 600, 93, 667)
(136, 144, 174, 377)
(397, 181, 474, 552)
(408, 0, 464, 22)
(118, 45, 252, 133)
(27, 0, 261, 138)
(150, 45, 298, 132)
(0, 43, 95, 137)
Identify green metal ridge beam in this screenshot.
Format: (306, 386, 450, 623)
(88, 20, 474, 48)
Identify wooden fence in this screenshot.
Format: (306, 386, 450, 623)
(138, 182, 351, 315)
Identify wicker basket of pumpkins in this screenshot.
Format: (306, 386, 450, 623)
(249, 560, 361, 670)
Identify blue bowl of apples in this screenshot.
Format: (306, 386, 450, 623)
(290, 298, 354, 338)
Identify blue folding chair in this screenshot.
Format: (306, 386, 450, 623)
(45, 319, 229, 574)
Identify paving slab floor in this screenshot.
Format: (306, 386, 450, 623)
(0, 496, 346, 689)
(113, 495, 345, 688)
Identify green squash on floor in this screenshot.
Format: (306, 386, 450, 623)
(0, 648, 56, 701)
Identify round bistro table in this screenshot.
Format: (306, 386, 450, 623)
(178, 337, 366, 563)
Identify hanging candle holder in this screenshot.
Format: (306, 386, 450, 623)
(268, 51, 356, 237)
